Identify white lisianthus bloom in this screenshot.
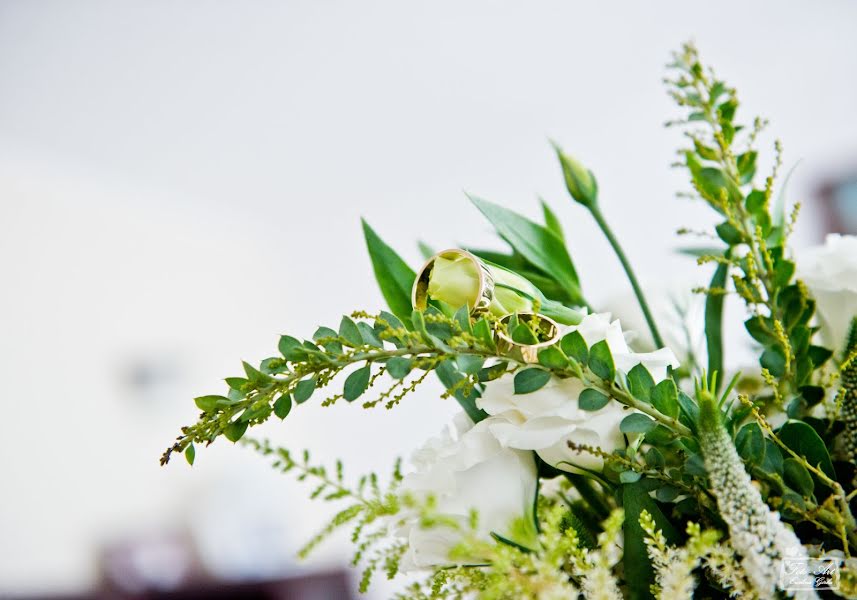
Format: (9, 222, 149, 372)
(477, 313, 679, 473)
(398, 412, 538, 569)
(797, 234, 857, 355)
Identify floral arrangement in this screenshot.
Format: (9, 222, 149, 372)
(162, 44, 857, 599)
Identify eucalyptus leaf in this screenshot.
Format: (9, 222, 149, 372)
(560, 331, 588, 365)
(621, 413, 656, 434)
(273, 394, 293, 419)
(386, 356, 412, 379)
(651, 379, 679, 419)
(627, 364, 654, 402)
(224, 419, 249, 443)
(579, 388, 610, 411)
(588, 340, 615, 381)
(294, 376, 317, 404)
(343, 365, 372, 401)
(514, 368, 552, 394)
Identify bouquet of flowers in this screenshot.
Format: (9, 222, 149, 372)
(162, 43, 857, 599)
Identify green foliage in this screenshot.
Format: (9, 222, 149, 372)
(362, 220, 417, 324)
(468, 195, 585, 306)
(163, 41, 857, 598)
(667, 43, 824, 403)
(244, 438, 404, 591)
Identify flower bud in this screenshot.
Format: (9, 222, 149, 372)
(426, 253, 537, 317)
(426, 253, 482, 311)
(554, 143, 598, 208)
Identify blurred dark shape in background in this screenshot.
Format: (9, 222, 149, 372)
(818, 169, 857, 235)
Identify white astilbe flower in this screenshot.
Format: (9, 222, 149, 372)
(698, 391, 819, 600)
(578, 510, 624, 600)
(641, 511, 698, 599)
(704, 543, 757, 598)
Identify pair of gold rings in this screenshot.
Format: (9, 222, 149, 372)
(411, 248, 560, 363)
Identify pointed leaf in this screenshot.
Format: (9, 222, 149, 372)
(469, 195, 582, 301)
(362, 220, 417, 323)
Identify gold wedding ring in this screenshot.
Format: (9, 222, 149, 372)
(495, 312, 561, 363)
(411, 249, 495, 315)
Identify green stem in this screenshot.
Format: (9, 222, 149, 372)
(588, 205, 665, 349)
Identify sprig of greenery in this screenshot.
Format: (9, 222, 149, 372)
(162, 308, 692, 465)
(666, 42, 832, 407)
(243, 438, 406, 591)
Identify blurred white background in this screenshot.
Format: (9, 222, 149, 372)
(1, 1, 856, 597)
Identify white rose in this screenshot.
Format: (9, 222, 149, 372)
(398, 412, 538, 569)
(797, 234, 857, 356)
(477, 312, 679, 473)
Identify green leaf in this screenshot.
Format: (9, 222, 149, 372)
(184, 444, 195, 465)
(735, 422, 765, 465)
(761, 439, 784, 475)
(715, 221, 742, 245)
(356, 321, 383, 348)
(579, 388, 610, 411)
(745, 315, 777, 346)
(385, 356, 412, 379)
(472, 317, 496, 351)
(469, 195, 582, 301)
(538, 346, 569, 370)
(560, 331, 588, 365)
(453, 305, 473, 335)
(807, 346, 832, 369)
(513, 368, 552, 394)
(541, 199, 565, 242)
(313, 326, 343, 353)
(622, 480, 678, 600)
(343, 365, 372, 401)
(224, 419, 249, 443)
(627, 364, 655, 402)
(676, 391, 699, 430)
(457, 354, 484, 376)
(225, 377, 248, 391)
(362, 220, 417, 323)
(706, 262, 728, 390)
(242, 361, 270, 386)
(651, 379, 679, 419)
(273, 394, 293, 419)
(645, 447, 665, 469)
(685, 152, 743, 207)
(655, 485, 679, 503)
(588, 340, 615, 381)
(194, 395, 228, 412)
(778, 420, 835, 479)
(736, 151, 757, 184)
(294, 376, 317, 404)
(339, 316, 363, 347)
(436, 360, 487, 423)
(621, 413, 656, 434)
(278, 335, 306, 361)
(620, 471, 642, 484)
(783, 458, 814, 497)
(761, 346, 787, 377)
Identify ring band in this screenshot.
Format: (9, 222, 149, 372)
(495, 312, 561, 363)
(411, 249, 495, 316)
